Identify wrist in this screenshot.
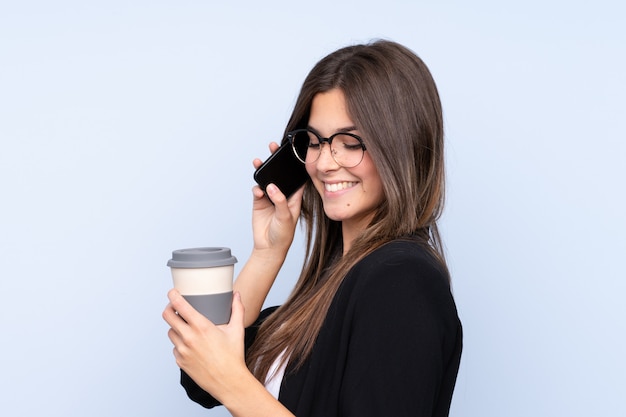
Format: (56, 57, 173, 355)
(250, 246, 289, 266)
(221, 369, 293, 417)
(219, 368, 259, 409)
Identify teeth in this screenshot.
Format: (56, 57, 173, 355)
(324, 181, 356, 192)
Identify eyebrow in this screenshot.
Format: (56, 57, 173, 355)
(306, 125, 359, 135)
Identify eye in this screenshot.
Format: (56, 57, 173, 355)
(335, 134, 362, 150)
(307, 131, 321, 148)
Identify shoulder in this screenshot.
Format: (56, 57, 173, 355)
(361, 239, 443, 266)
(349, 239, 449, 294)
(339, 239, 457, 326)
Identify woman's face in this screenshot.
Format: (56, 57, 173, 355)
(306, 88, 385, 235)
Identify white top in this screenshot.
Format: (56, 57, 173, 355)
(264, 350, 288, 400)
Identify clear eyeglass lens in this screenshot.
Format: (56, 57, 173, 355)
(291, 130, 364, 167)
(331, 134, 363, 167)
(291, 131, 314, 163)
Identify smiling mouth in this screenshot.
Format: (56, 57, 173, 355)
(324, 181, 357, 192)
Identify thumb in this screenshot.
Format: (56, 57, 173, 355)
(267, 184, 296, 223)
(266, 183, 286, 206)
(228, 292, 246, 328)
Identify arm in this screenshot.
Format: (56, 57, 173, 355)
(164, 290, 295, 417)
(164, 144, 305, 411)
(235, 143, 305, 327)
(233, 238, 291, 328)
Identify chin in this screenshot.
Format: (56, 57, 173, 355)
(322, 207, 350, 222)
(323, 212, 345, 222)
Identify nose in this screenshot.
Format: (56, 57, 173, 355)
(315, 142, 340, 171)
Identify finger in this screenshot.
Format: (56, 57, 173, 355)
(167, 288, 206, 328)
(268, 182, 305, 222)
(265, 183, 287, 208)
(164, 307, 185, 353)
(252, 184, 266, 200)
(162, 302, 183, 327)
(167, 326, 183, 346)
(268, 141, 280, 153)
(252, 157, 264, 170)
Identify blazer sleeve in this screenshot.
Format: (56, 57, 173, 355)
(180, 306, 279, 409)
(339, 250, 462, 417)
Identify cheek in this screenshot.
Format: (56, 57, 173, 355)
(305, 165, 324, 193)
(366, 179, 385, 205)
(358, 159, 384, 200)
(305, 164, 316, 178)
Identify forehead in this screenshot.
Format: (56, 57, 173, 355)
(308, 89, 355, 134)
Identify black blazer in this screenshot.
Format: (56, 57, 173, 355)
(181, 239, 463, 417)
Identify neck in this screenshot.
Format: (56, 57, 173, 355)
(341, 215, 374, 255)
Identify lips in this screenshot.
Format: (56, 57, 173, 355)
(324, 181, 357, 192)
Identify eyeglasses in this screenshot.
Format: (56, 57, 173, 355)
(287, 129, 367, 168)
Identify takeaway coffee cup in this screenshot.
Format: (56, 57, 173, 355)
(167, 247, 238, 324)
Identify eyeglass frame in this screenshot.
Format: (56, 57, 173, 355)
(286, 128, 368, 168)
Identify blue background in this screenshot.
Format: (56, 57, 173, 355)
(1, 1, 624, 416)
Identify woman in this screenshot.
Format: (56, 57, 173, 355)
(163, 39, 462, 417)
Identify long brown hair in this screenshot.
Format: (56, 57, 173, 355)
(247, 39, 447, 382)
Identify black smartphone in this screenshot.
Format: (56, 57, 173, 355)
(253, 141, 309, 199)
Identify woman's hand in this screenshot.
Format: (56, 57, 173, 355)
(251, 142, 305, 255)
(163, 289, 249, 402)
(163, 290, 296, 416)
